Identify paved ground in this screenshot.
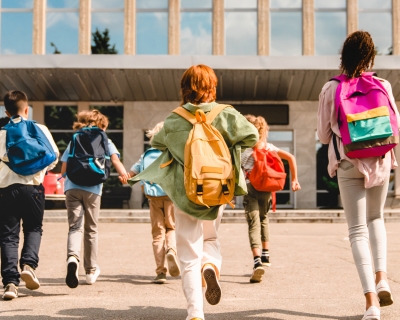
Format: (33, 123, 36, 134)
(1, 222, 400, 319)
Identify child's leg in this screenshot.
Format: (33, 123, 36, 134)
(0, 186, 22, 287)
(20, 185, 45, 270)
(243, 184, 262, 256)
(259, 192, 272, 266)
(164, 198, 176, 253)
(66, 190, 85, 262)
(81, 192, 101, 273)
(149, 197, 167, 275)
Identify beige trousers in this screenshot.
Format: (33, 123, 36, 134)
(148, 196, 176, 275)
(65, 189, 101, 273)
(175, 205, 224, 320)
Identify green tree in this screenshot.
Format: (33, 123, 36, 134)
(91, 28, 118, 54)
(50, 42, 61, 54)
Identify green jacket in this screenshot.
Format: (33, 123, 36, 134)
(128, 102, 259, 220)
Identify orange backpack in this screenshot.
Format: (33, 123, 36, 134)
(172, 105, 235, 209)
(247, 148, 286, 192)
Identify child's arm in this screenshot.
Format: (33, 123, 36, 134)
(61, 162, 67, 176)
(276, 150, 301, 191)
(119, 170, 136, 184)
(111, 154, 130, 183)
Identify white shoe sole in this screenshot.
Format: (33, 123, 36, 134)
(262, 262, 271, 267)
(362, 315, 380, 320)
(166, 252, 180, 277)
(21, 271, 40, 290)
(250, 267, 265, 283)
(2, 291, 17, 300)
(66, 261, 79, 288)
(378, 290, 394, 307)
(203, 267, 221, 305)
(86, 268, 100, 285)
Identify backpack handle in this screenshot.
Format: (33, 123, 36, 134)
(195, 109, 207, 123)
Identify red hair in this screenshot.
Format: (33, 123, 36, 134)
(180, 64, 218, 105)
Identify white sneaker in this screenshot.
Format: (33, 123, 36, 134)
(166, 249, 180, 277)
(20, 265, 40, 290)
(376, 280, 394, 307)
(362, 306, 380, 320)
(86, 266, 101, 285)
(65, 256, 79, 288)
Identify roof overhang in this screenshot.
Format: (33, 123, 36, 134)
(1, 55, 400, 101)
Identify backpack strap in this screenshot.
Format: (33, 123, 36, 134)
(172, 107, 197, 124)
(330, 74, 348, 82)
(206, 104, 232, 124)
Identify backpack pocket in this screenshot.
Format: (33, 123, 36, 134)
(347, 106, 393, 143)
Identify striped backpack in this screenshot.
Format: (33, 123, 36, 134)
(331, 72, 399, 158)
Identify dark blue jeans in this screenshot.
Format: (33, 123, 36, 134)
(0, 184, 45, 287)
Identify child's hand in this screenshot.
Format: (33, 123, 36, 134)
(119, 172, 131, 184)
(292, 180, 301, 191)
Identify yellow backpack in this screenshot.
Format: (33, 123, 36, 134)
(172, 104, 235, 208)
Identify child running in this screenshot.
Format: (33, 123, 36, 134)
(241, 115, 301, 283)
(120, 122, 180, 284)
(61, 109, 129, 288)
(0, 91, 59, 300)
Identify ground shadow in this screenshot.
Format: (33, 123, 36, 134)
(96, 274, 181, 286)
(0, 306, 362, 320)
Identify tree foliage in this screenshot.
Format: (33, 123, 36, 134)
(91, 28, 118, 54)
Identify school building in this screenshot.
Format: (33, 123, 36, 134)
(1, 0, 400, 209)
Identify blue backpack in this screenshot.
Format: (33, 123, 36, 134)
(140, 148, 166, 197)
(1, 116, 57, 176)
(66, 126, 111, 186)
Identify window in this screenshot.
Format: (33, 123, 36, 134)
(225, 0, 257, 55)
(359, 0, 392, 55)
(136, 0, 168, 54)
(0, 0, 33, 54)
(46, 0, 79, 54)
(91, 0, 124, 54)
(315, 0, 346, 55)
(270, 0, 302, 56)
(180, 0, 212, 55)
(0, 106, 32, 121)
(90, 105, 123, 188)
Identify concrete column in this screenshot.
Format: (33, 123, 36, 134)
(124, 0, 136, 55)
(77, 102, 90, 113)
(302, 0, 314, 55)
(79, 0, 91, 55)
(213, 0, 224, 55)
(31, 102, 44, 124)
(258, 0, 269, 55)
(168, 0, 180, 55)
(33, 0, 46, 55)
(393, 0, 400, 55)
(347, 0, 358, 35)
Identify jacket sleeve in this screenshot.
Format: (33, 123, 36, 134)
(228, 111, 259, 150)
(151, 126, 167, 151)
(39, 124, 59, 170)
(317, 82, 335, 144)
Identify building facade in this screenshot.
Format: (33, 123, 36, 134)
(1, 0, 400, 209)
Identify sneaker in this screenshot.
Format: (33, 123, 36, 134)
(2, 283, 18, 300)
(190, 318, 203, 320)
(261, 253, 271, 267)
(362, 306, 380, 320)
(86, 266, 101, 285)
(65, 256, 79, 288)
(203, 264, 221, 305)
(152, 273, 167, 284)
(250, 265, 265, 283)
(376, 280, 394, 307)
(166, 248, 180, 277)
(20, 265, 40, 290)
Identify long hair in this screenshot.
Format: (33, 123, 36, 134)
(73, 109, 109, 130)
(340, 31, 376, 78)
(146, 121, 164, 143)
(180, 64, 218, 105)
(244, 114, 269, 142)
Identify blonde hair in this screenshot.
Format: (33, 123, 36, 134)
(73, 109, 109, 130)
(244, 114, 269, 142)
(146, 121, 164, 142)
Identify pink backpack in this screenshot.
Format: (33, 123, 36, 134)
(331, 72, 399, 159)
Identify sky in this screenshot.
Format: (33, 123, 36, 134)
(0, 0, 394, 56)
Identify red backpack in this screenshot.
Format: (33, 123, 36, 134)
(246, 148, 287, 211)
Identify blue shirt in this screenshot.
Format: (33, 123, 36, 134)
(61, 139, 120, 196)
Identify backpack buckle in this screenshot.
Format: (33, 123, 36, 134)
(222, 184, 229, 195)
(196, 184, 203, 195)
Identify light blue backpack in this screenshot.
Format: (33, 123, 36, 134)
(140, 148, 167, 197)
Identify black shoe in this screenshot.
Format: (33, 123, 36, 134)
(261, 254, 271, 267)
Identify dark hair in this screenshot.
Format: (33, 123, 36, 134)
(3, 90, 28, 116)
(180, 64, 218, 105)
(340, 31, 376, 78)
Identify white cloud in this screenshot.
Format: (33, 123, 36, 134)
(270, 0, 302, 8)
(225, 12, 257, 55)
(2, 48, 17, 54)
(181, 26, 212, 55)
(47, 12, 79, 29)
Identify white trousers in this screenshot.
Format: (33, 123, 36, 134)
(175, 205, 224, 320)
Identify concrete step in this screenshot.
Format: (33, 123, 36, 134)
(43, 209, 400, 223)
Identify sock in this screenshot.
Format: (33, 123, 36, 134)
(262, 249, 269, 257)
(253, 256, 262, 268)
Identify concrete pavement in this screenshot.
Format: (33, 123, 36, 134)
(1, 222, 400, 319)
